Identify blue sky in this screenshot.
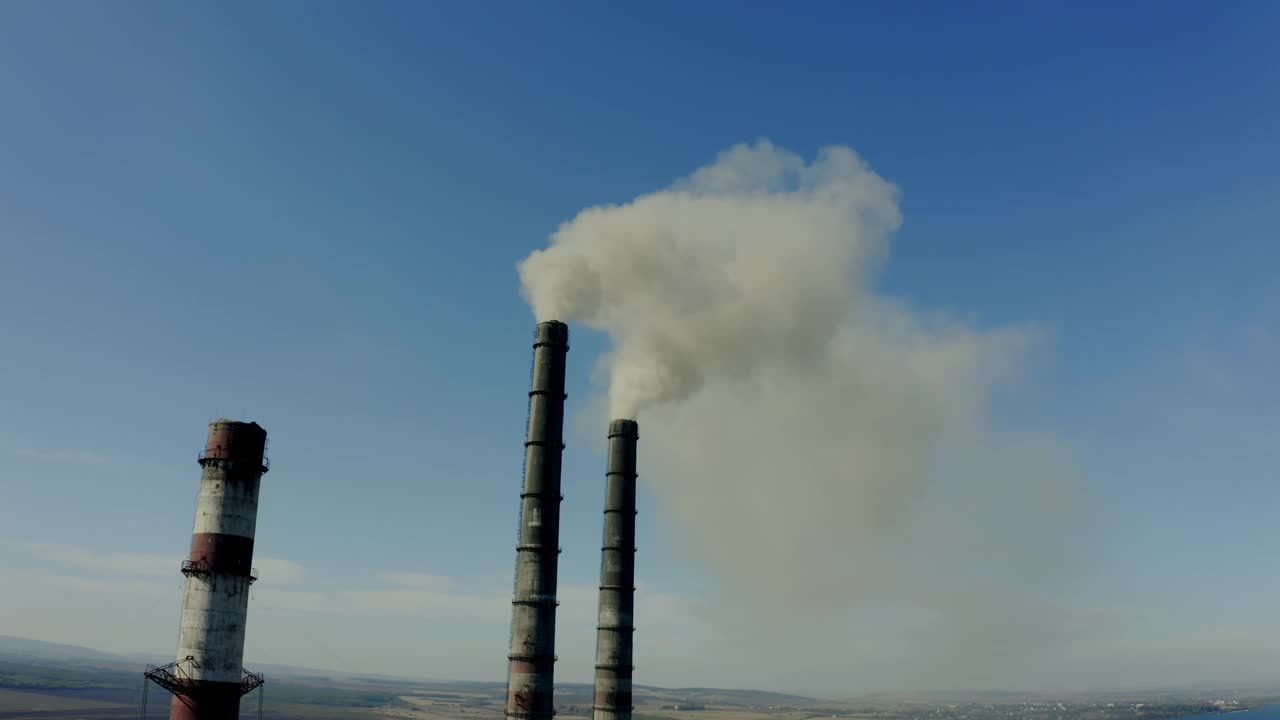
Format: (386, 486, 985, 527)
(0, 1, 1277, 695)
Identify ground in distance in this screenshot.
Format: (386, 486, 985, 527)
(2, 636, 1278, 720)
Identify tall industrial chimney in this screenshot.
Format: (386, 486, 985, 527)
(145, 420, 268, 720)
(592, 419, 638, 720)
(506, 321, 570, 720)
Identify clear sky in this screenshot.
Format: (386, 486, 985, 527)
(0, 1, 1277, 696)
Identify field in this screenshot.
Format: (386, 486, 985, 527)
(5, 638, 1280, 720)
(0, 687, 139, 719)
(0, 657, 838, 720)
(5, 659, 1276, 720)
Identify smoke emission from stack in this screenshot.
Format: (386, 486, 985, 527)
(518, 141, 1090, 686)
(506, 322, 569, 720)
(593, 419, 638, 720)
(169, 419, 268, 720)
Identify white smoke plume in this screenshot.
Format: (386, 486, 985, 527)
(522, 141, 902, 419)
(519, 141, 1092, 689)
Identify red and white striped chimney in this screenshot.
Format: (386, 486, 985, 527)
(166, 419, 268, 720)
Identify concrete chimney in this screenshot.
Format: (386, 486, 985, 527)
(592, 419, 638, 720)
(146, 420, 267, 720)
(506, 321, 569, 720)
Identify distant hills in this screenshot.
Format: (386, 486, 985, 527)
(0, 634, 354, 681)
(0, 634, 821, 705)
(0, 635, 122, 663)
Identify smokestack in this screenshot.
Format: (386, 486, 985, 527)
(145, 420, 268, 720)
(593, 419, 638, 720)
(506, 321, 570, 720)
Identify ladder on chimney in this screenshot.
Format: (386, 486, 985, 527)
(506, 330, 536, 695)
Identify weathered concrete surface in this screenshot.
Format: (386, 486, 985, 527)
(506, 322, 569, 720)
(593, 419, 638, 720)
(175, 572, 253, 682)
(172, 419, 267, 720)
